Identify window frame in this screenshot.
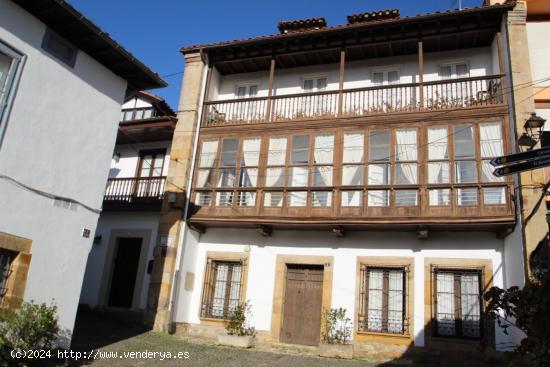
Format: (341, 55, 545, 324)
(0, 41, 25, 149)
(41, 29, 78, 68)
(199, 253, 248, 320)
(0, 248, 15, 301)
(432, 267, 484, 340)
(438, 61, 470, 80)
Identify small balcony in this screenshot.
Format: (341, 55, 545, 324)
(202, 75, 504, 127)
(103, 176, 166, 211)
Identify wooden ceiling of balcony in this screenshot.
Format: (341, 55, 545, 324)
(203, 4, 513, 75)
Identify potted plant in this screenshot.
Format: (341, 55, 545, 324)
(217, 301, 256, 348)
(319, 307, 353, 359)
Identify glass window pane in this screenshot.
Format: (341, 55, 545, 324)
(239, 168, 258, 187)
(267, 137, 287, 166)
(454, 125, 475, 158)
(237, 192, 256, 206)
(395, 129, 417, 161)
(0, 53, 12, 93)
(200, 140, 219, 167)
(237, 86, 247, 98)
(341, 191, 362, 207)
(343, 132, 364, 163)
(372, 72, 383, 85)
(316, 78, 327, 90)
(248, 85, 258, 96)
(312, 191, 332, 207)
(195, 192, 212, 206)
(387, 270, 404, 333)
(395, 163, 418, 185)
(436, 272, 455, 335)
(314, 134, 334, 164)
(428, 126, 448, 160)
(455, 161, 477, 183)
(440, 65, 452, 80)
(342, 165, 364, 185)
(429, 189, 450, 206)
(291, 135, 310, 164)
(457, 188, 478, 206)
(395, 190, 418, 206)
(368, 190, 389, 207)
(367, 269, 383, 331)
(303, 79, 314, 91)
(312, 166, 332, 186)
(216, 192, 233, 206)
(217, 168, 237, 187)
(456, 64, 469, 78)
(428, 162, 450, 184)
(388, 71, 399, 85)
(484, 187, 506, 205)
(197, 169, 215, 188)
(368, 164, 390, 185)
(289, 191, 307, 207)
(288, 166, 308, 186)
(479, 123, 503, 158)
(368, 131, 390, 161)
(241, 138, 261, 166)
(266, 167, 285, 187)
(264, 192, 283, 207)
(460, 273, 481, 338)
(221, 139, 239, 167)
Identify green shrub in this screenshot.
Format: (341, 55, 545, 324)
(321, 307, 352, 344)
(0, 301, 60, 366)
(225, 301, 256, 337)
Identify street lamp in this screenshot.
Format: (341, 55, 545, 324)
(518, 113, 546, 150)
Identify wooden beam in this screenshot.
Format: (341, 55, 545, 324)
(417, 226, 428, 240)
(257, 225, 272, 237)
(338, 48, 346, 117)
(496, 32, 507, 103)
(332, 226, 345, 237)
(265, 57, 276, 122)
(418, 41, 424, 110)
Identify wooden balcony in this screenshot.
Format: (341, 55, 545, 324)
(202, 75, 504, 127)
(103, 176, 166, 212)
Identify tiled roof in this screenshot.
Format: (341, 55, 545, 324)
(180, 2, 516, 54)
(278, 17, 327, 34)
(347, 9, 400, 25)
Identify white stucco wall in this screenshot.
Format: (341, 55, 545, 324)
(527, 21, 550, 87)
(108, 141, 172, 178)
(211, 48, 495, 100)
(174, 228, 519, 350)
(0, 0, 127, 337)
(80, 212, 160, 310)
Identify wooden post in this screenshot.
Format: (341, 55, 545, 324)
(265, 57, 276, 122)
(418, 41, 424, 110)
(496, 32, 507, 103)
(202, 65, 213, 126)
(338, 48, 346, 117)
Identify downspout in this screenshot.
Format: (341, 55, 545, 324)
(167, 49, 209, 330)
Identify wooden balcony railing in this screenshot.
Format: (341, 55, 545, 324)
(103, 176, 166, 210)
(202, 75, 504, 126)
(190, 183, 515, 228)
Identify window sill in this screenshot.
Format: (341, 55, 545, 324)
(355, 330, 412, 345)
(357, 330, 410, 339)
(199, 317, 228, 326)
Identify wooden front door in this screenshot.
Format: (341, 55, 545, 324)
(108, 237, 142, 308)
(281, 264, 324, 346)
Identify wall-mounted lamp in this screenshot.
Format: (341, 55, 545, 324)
(518, 132, 537, 148)
(519, 113, 546, 150)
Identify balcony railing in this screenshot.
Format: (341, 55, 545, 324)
(103, 176, 166, 211)
(202, 75, 504, 126)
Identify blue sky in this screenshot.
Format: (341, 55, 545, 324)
(70, 0, 483, 109)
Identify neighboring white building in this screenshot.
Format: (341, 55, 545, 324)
(163, 3, 529, 356)
(0, 0, 165, 339)
(80, 92, 175, 313)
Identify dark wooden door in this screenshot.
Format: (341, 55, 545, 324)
(281, 264, 324, 346)
(108, 237, 142, 308)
